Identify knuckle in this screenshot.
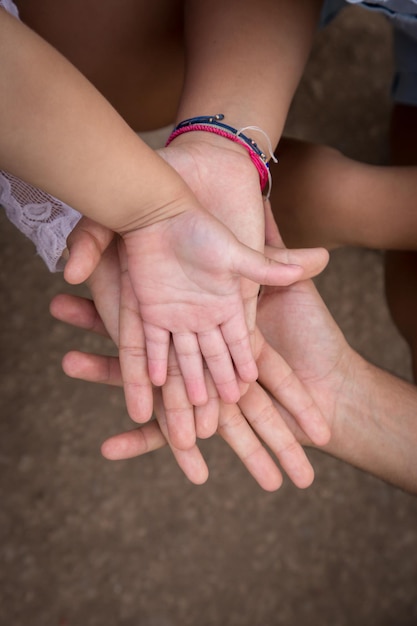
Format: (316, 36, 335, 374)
(270, 369, 298, 397)
(218, 407, 243, 433)
(250, 402, 277, 429)
(119, 345, 147, 359)
(277, 438, 302, 458)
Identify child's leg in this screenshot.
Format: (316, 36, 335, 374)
(271, 136, 417, 251)
(385, 104, 417, 381)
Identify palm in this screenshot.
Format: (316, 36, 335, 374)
(120, 139, 268, 404)
(159, 137, 265, 251)
(122, 208, 260, 403)
(256, 278, 354, 446)
(159, 137, 265, 328)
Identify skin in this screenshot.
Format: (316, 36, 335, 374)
(1, 3, 323, 418)
(17, 0, 185, 131)
(52, 208, 330, 488)
(6, 0, 417, 488)
(270, 137, 417, 251)
(6, 0, 329, 452)
(51, 211, 417, 494)
(21, 0, 415, 490)
(268, 107, 417, 380)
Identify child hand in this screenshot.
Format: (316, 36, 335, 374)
(59, 211, 328, 450)
(120, 205, 315, 410)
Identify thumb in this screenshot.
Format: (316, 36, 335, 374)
(264, 244, 329, 281)
(64, 217, 115, 284)
(233, 239, 329, 287)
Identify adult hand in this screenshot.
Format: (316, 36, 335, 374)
(53, 261, 417, 494)
(53, 289, 331, 489)
(100, 206, 333, 485)
(58, 149, 330, 454)
(51, 206, 332, 490)
(58, 213, 329, 454)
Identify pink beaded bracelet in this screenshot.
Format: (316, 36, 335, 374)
(165, 114, 277, 198)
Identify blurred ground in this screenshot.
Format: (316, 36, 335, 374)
(1, 6, 417, 626)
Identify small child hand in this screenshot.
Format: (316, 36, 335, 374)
(120, 206, 318, 410)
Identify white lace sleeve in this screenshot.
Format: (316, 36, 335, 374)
(0, 171, 82, 271)
(0, 0, 82, 271)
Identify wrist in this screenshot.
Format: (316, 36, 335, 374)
(167, 126, 249, 156)
(112, 173, 198, 235)
(166, 114, 277, 197)
(174, 103, 284, 155)
(315, 351, 417, 491)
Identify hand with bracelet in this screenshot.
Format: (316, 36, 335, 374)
(134, 0, 324, 449)
(53, 203, 331, 488)
(63, 112, 330, 453)
(3, 0, 328, 459)
(60, 113, 319, 439)
(154, 126, 331, 455)
(54, 210, 417, 495)
(157, 114, 290, 445)
(1, 8, 323, 442)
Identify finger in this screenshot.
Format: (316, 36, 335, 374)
(85, 239, 122, 344)
(119, 268, 153, 423)
(231, 241, 306, 287)
(194, 369, 220, 439)
(65, 217, 115, 285)
(161, 344, 197, 450)
(101, 421, 168, 460)
(154, 389, 209, 485)
(118, 238, 167, 391)
(220, 316, 258, 383)
(50, 294, 109, 338)
(172, 332, 208, 406)
(105, 389, 209, 485)
(257, 340, 331, 446)
(232, 232, 329, 287)
(239, 383, 315, 489)
(197, 327, 241, 404)
(143, 322, 170, 387)
(264, 245, 329, 281)
(62, 351, 123, 386)
(217, 402, 283, 492)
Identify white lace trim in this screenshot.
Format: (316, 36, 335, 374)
(0, 171, 82, 271)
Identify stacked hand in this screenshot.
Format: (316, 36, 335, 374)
(56, 137, 331, 487)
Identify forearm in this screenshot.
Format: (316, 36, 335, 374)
(179, 0, 322, 150)
(273, 138, 417, 250)
(354, 163, 417, 249)
(0, 8, 192, 232)
(322, 355, 417, 494)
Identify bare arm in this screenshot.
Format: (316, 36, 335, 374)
(179, 0, 322, 145)
(271, 137, 417, 250)
(2, 7, 313, 411)
(323, 357, 417, 494)
(0, 7, 191, 231)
